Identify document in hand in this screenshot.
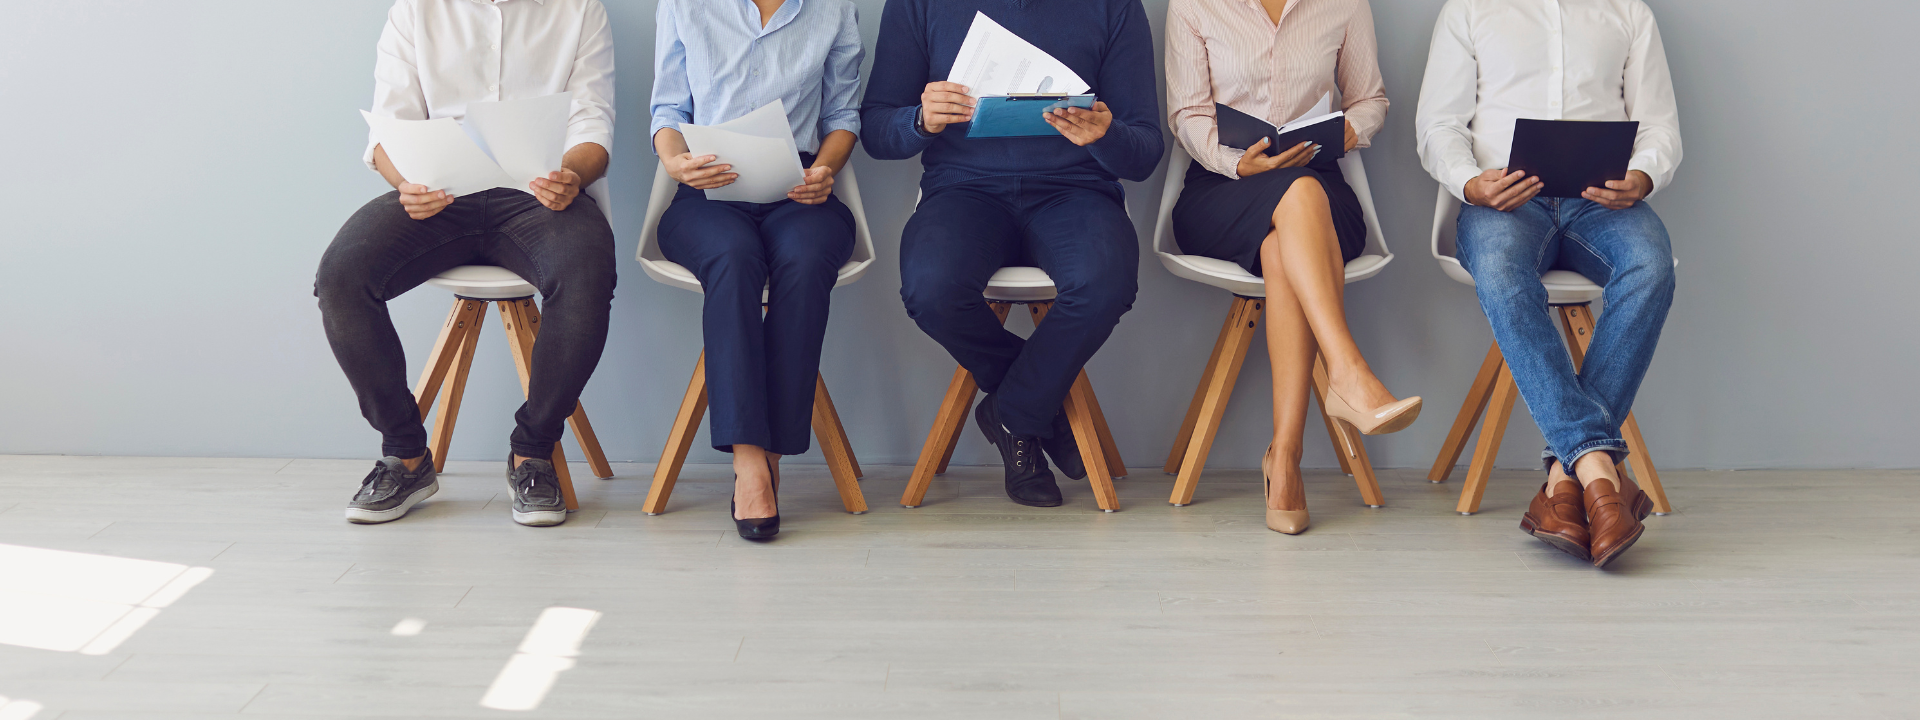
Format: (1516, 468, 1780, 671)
(948, 12, 1090, 97)
(677, 100, 807, 205)
(362, 93, 571, 198)
(948, 12, 1094, 139)
(1215, 93, 1345, 164)
(1506, 119, 1640, 199)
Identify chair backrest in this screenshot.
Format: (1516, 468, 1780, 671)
(1431, 185, 1463, 263)
(1153, 143, 1392, 281)
(636, 160, 877, 293)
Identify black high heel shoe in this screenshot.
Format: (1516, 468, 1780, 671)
(732, 459, 780, 541)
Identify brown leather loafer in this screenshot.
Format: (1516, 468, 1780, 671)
(1520, 481, 1590, 560)
(1584, 479, 1646, 569)
(1618, 474, 1654, 521)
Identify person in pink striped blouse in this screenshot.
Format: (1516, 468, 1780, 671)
(1165, 0, 1420, 536)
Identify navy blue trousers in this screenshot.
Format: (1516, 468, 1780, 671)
(900, 176, 1138, 438)
(658, 182, 855, 456)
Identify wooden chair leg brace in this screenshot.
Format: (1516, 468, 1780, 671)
(410, 297, 616, 512)
(1161, 296, 1385, 508)
(1427, 302, 1673, 515)
(901, 301, 1128, 511)
(642, 353, 868, 516)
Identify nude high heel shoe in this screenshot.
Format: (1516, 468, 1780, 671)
(1264, 444, 1310, 535)
(1322, 386, 1423, 435)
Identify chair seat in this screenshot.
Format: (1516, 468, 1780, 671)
(982, 266, 1060, 302)
(1435, 256, 1605, 305)
(1156, 252, 1392, 299)
(641, 259, 870, 296)
(425, 265, 536, 300)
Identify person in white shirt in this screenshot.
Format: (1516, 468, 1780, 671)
(315, 0, 617, 528)
(1416, 0, 1679, 568)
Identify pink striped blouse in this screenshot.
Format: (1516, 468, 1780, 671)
(1166, 0, 1389, 178)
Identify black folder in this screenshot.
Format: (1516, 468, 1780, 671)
(1215, 103, 1345, 165)
(1507, 119, 1639, 199)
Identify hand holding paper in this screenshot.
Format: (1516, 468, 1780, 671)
(948, 12, 1089, 96)
(362, 92, 571, 199)
(677, 100, 806, 204)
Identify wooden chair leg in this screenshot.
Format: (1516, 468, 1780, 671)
(1080, 374, 1128, 479)
(1313, 355, 1384, 507)
(515, 300, 614, 480)
(1429, 342, 1505, 483)
(427, 303, 485, 473)
(905, 303, 1014, 507)
(811, 374, 868, 513)
(1556, 305, 1671, 513)
(932, 302, 1017, 475)
(644, 351, 708, 515)
(1456, 361, 1518, 515)
(1168, 298, 1260, 506)
(1166, 298, 1245, 474)
(1064, 374, 1120, 511)
(413, 298, 482, 427)
(497, 299, 577, 511)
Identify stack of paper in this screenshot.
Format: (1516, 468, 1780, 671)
(362, 93, 571, 198)
(948, 12, 1089, 96)
(677, 100, 807, 204)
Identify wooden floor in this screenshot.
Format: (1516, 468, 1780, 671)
(1, 455, 1916, 719)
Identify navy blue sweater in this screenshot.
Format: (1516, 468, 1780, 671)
(859, 0, 1164, 192)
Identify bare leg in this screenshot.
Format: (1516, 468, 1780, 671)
(1258, 230, 1316, 513)
(1571, 452, 1620, 490)
(1270, 177, 1397, 409)
(733, 444, 778, 520)
(1547, 460, 1579, 495)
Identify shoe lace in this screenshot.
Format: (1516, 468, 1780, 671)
(514, 464, 562, 503)
(355, 463, 398, 501)
(1010, 435, 1046, 474)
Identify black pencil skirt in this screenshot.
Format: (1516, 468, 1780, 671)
(1170, 158, 1366, 276)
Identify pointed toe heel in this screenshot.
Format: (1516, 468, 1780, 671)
(1323, 388, 1423, 436)
(1267, 508, 1311, 535)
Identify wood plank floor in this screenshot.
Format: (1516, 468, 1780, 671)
(1, 455, 1916, 719)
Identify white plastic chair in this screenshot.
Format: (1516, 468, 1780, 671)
(634, 161, 872, 515)
(1424, 186, 1673, 515)
(899, 191, 1130, 512)
(1152, 145, 1392, 508)
(412, 266, 616, 512)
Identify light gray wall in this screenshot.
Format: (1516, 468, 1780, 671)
(2, 0, 1915, 471)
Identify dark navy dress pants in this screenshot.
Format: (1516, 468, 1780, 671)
(899, 176, 1139, 438)
(658, 182, 855, 456)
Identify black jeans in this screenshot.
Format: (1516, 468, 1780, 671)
(315, 188, 616, 460)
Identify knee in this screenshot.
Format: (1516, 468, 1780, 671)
(1272, 174, 1328, 222)
(1052, 268, 1137, 325)
(313, 245, 379, 307)
(900, 269, 979, 325)
(543, 255, 617, 303)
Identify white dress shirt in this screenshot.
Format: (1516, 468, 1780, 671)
(1415, 0, 1681, 202)
(363, 0, 616, 173)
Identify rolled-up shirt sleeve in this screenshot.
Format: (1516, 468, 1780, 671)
(563, 1, 616, 157)
(818, 4, 865, 139)
(1623, 3, 1681, 197)
(1414, 0, 1485, 203)
(648, 0, 694, 149)
(364, 0, 427, 171)
(1164, 2, 1244, 179)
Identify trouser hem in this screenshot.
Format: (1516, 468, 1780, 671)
(1543, 442, 1628, 471)
(510, 442, 556, 460)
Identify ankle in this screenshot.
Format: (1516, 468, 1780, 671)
(401, 454, 427, 472)
(1571, 454, 1618, 488)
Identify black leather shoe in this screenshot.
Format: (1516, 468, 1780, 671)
(1043, 409, 1087, 481)
(975, 394, 1063, 507)
(732, 463, 780, 541)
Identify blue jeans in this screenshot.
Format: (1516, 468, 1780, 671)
(1456, 197, 1676, 469)
(899, 176, 1138, 438)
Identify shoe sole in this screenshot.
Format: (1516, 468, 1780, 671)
(1360, 402, 1423, 435)
(345, 481, 439, 524)
(1631, 492, 1654, 521)
(1007, 497, 1064, 508)
(1519, 513, 1592, 561)
(1591, 523, 1645, 569)
(512, 509, 568, 527)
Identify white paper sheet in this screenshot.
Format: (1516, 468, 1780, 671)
(1278, 92, 1341, 133)
(464, 93, 571, 190)
(678, 100, 807, 204)
(362, 93, 571, 198)
(947, 12, 1089, 96)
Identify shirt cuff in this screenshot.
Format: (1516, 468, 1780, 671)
(363, 137, 381, 172)
(1444, 163, 1481, 204)
(1627, 153, 1664, 198)
(906, 106, 937, 139)
(566, 131, 613, 161)
(1218, 146, 1247, 179)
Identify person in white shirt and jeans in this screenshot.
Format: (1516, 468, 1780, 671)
(316, 0, 617, 528)
(1416, 0, 1680, 568)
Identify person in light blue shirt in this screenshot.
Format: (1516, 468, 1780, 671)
(648, 0, 864, 541)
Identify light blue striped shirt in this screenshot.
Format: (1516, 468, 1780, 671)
(650, 0, 864, 154)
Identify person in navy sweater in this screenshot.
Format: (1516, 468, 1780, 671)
(861, 0, 1162, 507)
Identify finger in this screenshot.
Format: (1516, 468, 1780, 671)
(1489, 177, 1540, 208)
(926, 81, 971, 96)
(1248, 138, 1271, 154)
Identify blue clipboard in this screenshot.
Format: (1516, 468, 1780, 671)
(965, 94, 1097, 138)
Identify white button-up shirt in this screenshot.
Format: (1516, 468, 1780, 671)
(363, 0, 616, 172)
(1414, 0, 1681, 201)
